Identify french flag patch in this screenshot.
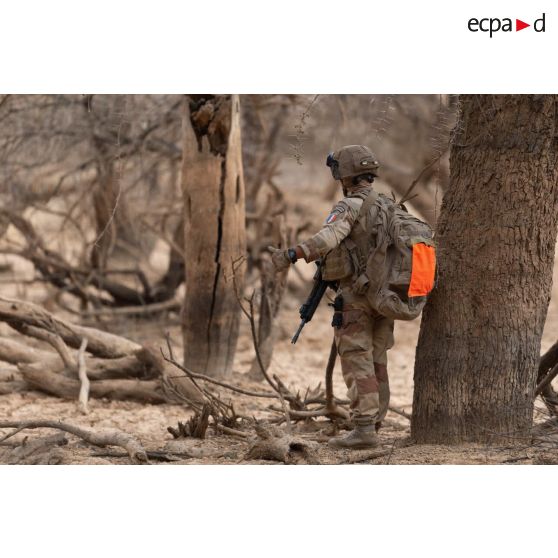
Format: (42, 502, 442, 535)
(326, 213, 337, 224)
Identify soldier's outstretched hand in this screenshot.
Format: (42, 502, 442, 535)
(268, 245, 292, 272)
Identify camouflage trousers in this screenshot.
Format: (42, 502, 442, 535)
(334, 290, 394, 422)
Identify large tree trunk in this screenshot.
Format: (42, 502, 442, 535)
(181, 95, 246, 378)
(411, 95, 558, 444)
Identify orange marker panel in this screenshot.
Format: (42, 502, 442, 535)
(408, 243, 436, 297)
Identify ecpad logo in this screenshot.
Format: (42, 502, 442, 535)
(468, 13, 546, 37)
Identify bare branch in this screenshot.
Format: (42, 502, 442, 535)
(77, 338, 90, 414)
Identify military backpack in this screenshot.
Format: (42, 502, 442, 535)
(321, 190, 436, 320)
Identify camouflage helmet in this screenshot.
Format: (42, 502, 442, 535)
(326, 145, 379, 180)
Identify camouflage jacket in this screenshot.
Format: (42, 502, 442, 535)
(298, 184, 374, 262)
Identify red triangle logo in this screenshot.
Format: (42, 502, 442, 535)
(516, 19, 530, 31)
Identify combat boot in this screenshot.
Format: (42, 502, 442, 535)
(328, 416, 379, 450)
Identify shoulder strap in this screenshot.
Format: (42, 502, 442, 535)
(342, 189, 380, 277)
(356, 189, 379, 225)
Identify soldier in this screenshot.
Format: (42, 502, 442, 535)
(269, 145, 393, 449)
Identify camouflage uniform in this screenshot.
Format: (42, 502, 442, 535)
(298, 183, 394, 424)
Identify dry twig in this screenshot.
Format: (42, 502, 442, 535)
(77, 337, 90, 414)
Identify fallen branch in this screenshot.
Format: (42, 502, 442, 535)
(269, 405, 350, 421)
(0, 337, 53, 364)
(0, 296, 140, 358)
(0, 337, 149, 381)
(0, 300, 204, 405)
(137, 345, 205, 405)
(19, 364, 167, 404)
(0, 380, 29, 394)
(84, 355, 151, 381)
(80, 299, 181, 318)
(215, 424, 251, 439)
(16, 324, 75, 370)
(0, 369, 23, 382)
(245, 422, 319, 464)
(0, 419, 148, 464)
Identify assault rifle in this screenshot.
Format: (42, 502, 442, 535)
(291, 261, 337, 344)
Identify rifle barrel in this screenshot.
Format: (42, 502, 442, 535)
(291, 320, 306, 344)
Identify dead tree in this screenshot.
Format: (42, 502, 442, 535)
(241, 95, 292, 213)
(247, 214, 290, 378)
(412, 95, 558, 444)
(0, 95, 186, 309)
(181, 95, 246, 378)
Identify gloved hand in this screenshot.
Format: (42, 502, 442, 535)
(268, 245, 292, 272)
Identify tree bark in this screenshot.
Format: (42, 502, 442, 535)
(411, 95, 558, 444)
(181, 95, 246, 377)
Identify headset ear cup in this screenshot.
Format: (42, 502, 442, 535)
(332, 162, 340, 180)
(331, 163, 340, 180)
(352, 173, 374, 185)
